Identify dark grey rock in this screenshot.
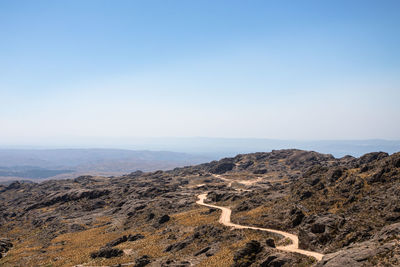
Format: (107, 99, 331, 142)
(260, 254, 290, 267)
(70, 223, 86, 232)
(90, 247, 123, 258)
(290, 208, 305, 227)
(265, 238, 276, 248)
(128, 233, 145, 242)
(194, 246, 211, 256)
(311, 223, 326, 234)
(0, 238, 12, 254)
(158, 215, 170, 224)
(233, 240, 262, 267)
(134, 255, 151, 267)
(211, 162, 235, 174)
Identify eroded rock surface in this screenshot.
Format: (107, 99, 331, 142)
(0, 149, 399, 266)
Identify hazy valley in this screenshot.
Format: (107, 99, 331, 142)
(0, 149, 212, 184)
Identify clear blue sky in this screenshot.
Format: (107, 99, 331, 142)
(1, 0, 399, 145)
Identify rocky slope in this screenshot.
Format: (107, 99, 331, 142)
(0, 149, 399, 266)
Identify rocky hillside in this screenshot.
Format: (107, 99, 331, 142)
(0, 149, 399, 266)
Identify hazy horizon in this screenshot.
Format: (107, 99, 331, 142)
(1, 0, 400, 143)
(1, 137, 400, 159)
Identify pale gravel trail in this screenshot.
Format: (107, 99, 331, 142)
(196, 193, 324, 261)
(215, 174, 262, 187)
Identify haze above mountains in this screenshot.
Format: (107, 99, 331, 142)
(1, 138, 399, 182)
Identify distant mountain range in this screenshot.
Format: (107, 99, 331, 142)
(117, 138, 400, 158)
(0, 166, 73, 179)
(2, 138, 399, 158)
(0, 149, 212, 182)
(1, 139, 399, 182)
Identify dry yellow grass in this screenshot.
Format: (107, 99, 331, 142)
(0, 206, 227, 267)
(0, 200, 286, 267)
(233, 205, 273, 226)
(246, 205, 272, 218)
(198, 245, 235, 267)
(1, 217, 141, 267)
(172, 207, 220, 227)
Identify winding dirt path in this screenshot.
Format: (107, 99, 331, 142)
(196, 193, 324, 261)
(215, 174, 262, 187)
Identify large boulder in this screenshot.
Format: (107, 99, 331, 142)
(316, 240, 396, 267)
(317, 223, 400, 267)
(260, 253, 291, 267)
(290, 207, 305, 227)
(265, 238, 276, 248)
(374, 222, 400, 241)
(299, 213, 345, 250)
(232, 240, 262, 267)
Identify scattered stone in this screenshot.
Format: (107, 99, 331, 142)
(105, 233, 145, 248)
(158, 215, 170, 224)
(90, 247, 123, 258)
(147, 213, 155, 220)
(128, 233, 145, 242)
(194, 246, 211, 256)
(164, 240, 189, 252)
(300, 190, 312, 200)
(70, 224, 86, 232)
(253, 169, 267, 174)
(134, 255, 151, 267)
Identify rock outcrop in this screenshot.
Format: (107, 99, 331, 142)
(90, 247, 123, 258)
